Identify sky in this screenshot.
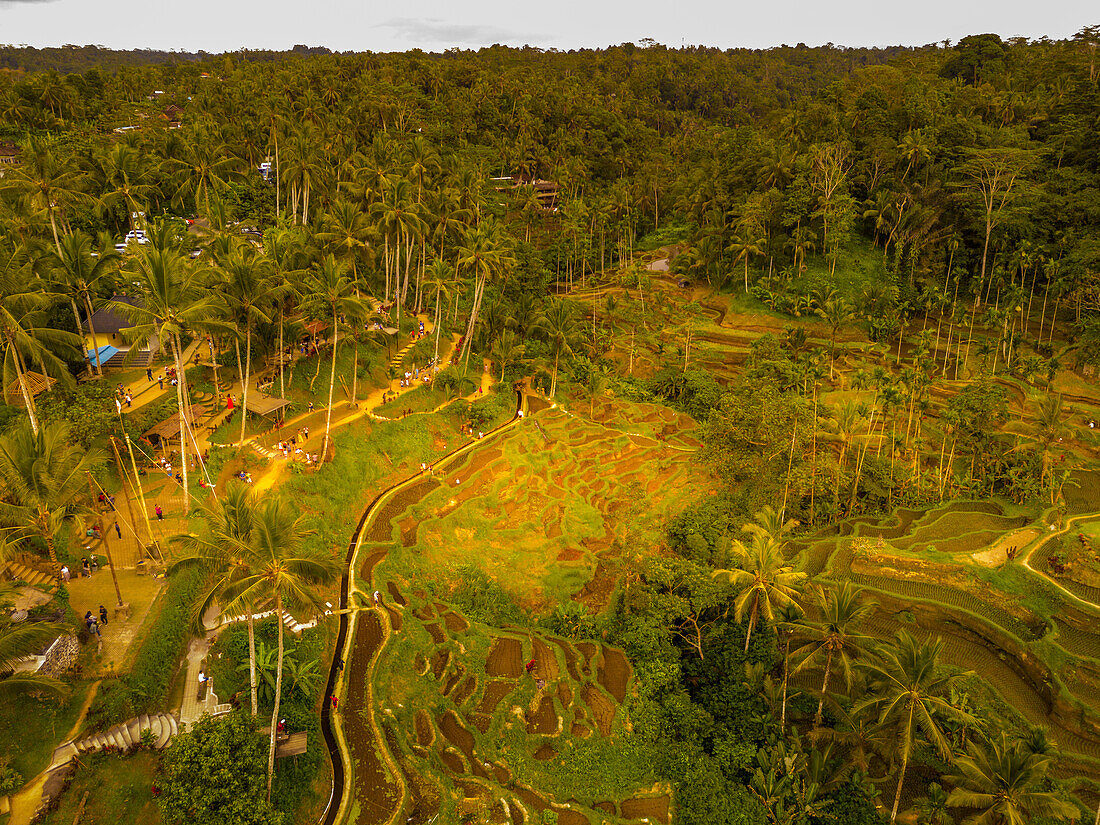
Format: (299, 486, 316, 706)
(0, 0, 1094, 54)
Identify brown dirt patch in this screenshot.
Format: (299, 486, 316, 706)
(423, 622, 444, 644)
(386, 581, 407, 605)
(440, 749, 465, 775)
(621, 795, 670, 824)
(415, 710, 434, 748)
(556, 681, 573, 708)
(525, 694, 558, 734)
(594, 801, 616, 814)
(583, 684, 616, 736)
(383, 604, 403, 630)
(442, 612, 470, 633)
(576, 642, 597, 673)
(398, 515, 419, 547)
(597, 645, 631, 703)
(359, 549, 387, 583)
(556, 810, 589, 825)
(572, 561, 619, 612)
(534, 743, 557, 761)
(413, 652, 426, 675)
(556, 547, 583, 562)
(551, 639, 582, 682)
(471, 714, 492, 733)
(531, 637, 560, 680)
(570, 722, 591, 738)
(443, 665, 465, 696)
(973, 528, 1041, 567)
(476, 679, 515, 716)
(430, 649, 450, 680)
(452, 675, 477, 707)
(439, 710, 488, 779)
(486, 636, 524, 677)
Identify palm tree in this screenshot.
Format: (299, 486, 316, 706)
(534, 298, 580, 398)
(263, 227, 309, 401)
(0, 246, 81, 434)
(712, 513, 806, 652)
(216, 494, 337, 800)
(730, 229, 764, 293)
(791, 582, 876, 727)
(168, 483, 263, 715)
(457, 221, 514, 369)
(219, 243, 273, 444)
(816, 293, 856, 380)
(115, 240, 228, 511)
(0, 420, 100, 581)
(165, 128, 240, 217)
(423, 258, 452, 373)
(0, 610, 68, 696)
(945, 733, 1078, 825)
(774, 602, 805, 729)
(89, 142, 157, 232)
(856, 630, 977, 824)
(51, 231, 118, 377)
(300, 256, 370, 465)
(0, 136, 88, 255)
(490, 328, 525, 383)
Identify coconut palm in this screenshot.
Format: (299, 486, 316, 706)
(944, 732, 1078, 825)
(216, 494, 338, 800)
(0, 136, 88, 255)
(791, 582, 876, 727)
(115, 239, 229, 511)
(263, 227, 310, 401)
(50, 231, 118, 377)
(168, 483, 264, 715)
(219, 242, 274, 444)
(423, 258, 453, 373)
(712, 514, 806, 652)
(0, 420, 100, 581)
(856, 629, 978, 824)
(0, 246, 81, 433)
(89, 142, 158, 232)
(300, 255, 371, 464)
(534, 298, 580, 398)
(774, 601, 805, 729)
(164, 128, 240, 217)
(457, 221, 515, 369)
(0, 615, 68, 696)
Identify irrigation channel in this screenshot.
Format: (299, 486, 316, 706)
(320, 387, 538, 825)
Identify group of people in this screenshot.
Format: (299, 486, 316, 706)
(114, 383, 134, 410)
(84, 606, 109, 637)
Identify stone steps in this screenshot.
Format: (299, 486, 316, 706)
(69, 712, 178, 757)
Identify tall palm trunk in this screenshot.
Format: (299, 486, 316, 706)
(320, 307, 339, 465)
(278, 307, 286, 401)
(7, 328, 41, 435)
(248, 612, 258, 715)
(170, 334, 190, 513)
(780, 634, 792, 729)
(890, 737, 911, 824)
(82, 293, 104, 376)
(814, 647, 834, 728)
(743, 601, 758, 652)
(240, 325, 252, 444)
(267, 594, 285, 801)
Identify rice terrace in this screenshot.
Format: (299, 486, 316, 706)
(2, 27, 1100, 825)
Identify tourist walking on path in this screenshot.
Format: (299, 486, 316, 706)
(61, 565, 70, 583)
(155, 504, 163, 520)
(99, 605, 109, 626)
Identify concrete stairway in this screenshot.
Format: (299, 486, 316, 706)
(50, 712, 179, 768)
(2, 561, 54, 588)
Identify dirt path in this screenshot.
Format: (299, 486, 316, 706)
(7, 680, 102, 825)
(1023, 511, 1100, 613)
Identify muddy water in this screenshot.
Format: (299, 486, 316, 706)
(344, 613, 399, 824)
(321, 391, 527, 825)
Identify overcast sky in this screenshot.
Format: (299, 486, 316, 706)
(0, 0, 1094, 54)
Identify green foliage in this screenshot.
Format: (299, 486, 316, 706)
(159, 712, 283, 825)
(87, 567, 203, 729)
(444, 563, 526, 627)
(0, 753, 22, 795)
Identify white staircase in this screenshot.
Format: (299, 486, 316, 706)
(55, 711, 179, 765)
